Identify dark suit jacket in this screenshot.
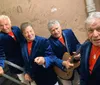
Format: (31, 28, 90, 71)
(21, 36, 58, 85)
(49, 29, 81, 70)
(80, 41, 100, 85)
(0, 26, 24, 74)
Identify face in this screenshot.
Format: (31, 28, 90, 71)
(22, 26, 35, 42)
(0, 19, 11, 33)
(87, 18, 100, 47)
(49, 24, 62, 38)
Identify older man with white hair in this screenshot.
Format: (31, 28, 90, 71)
(0, 15, 32, 85)
(80, 12, 100, 85)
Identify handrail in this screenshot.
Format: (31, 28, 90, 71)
(2, 74, 26, 85)
(5, 60, 24, 71)
(1, 60, 27, 85)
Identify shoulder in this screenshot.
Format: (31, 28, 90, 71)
(0, 32, 5, 38)
(11, 26, 20, 31)
(35, 36, 50, 47)
(63, 29, 77, 40)
(62, 29, 76, 37)
(36, 36, 47, 40)
(81, 40, 92, 52)
(35, 36, 48, 43)
(82, 40, 91, 47)
(12, 26, 20, 29)
(62, 28, 73, 33)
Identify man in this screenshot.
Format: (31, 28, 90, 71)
(47, 20, 81, 85)
(20, 22, 61, 85)
(80, 12, 100, 85)
(0, 15, 28, 84)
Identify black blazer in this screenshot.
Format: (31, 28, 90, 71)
(80, 41, 100, 85)
(0, 26, 24, 74)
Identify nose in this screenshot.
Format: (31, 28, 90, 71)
(3, 25, 7, 29)
(28, 32, 32, 36)
(93, 30, 99, 37)
(54, 29, 58, 33)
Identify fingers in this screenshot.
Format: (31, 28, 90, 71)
(62, 60, 74, 69)
(66, 61, 74, 69)
(0, 66, 4, 75)
(34, 57, 45, 65)
(73, 52, 80, 60)
(34, 57, 40, 63)
(73, 52, 77, 55)
(24, 74, 32, 82)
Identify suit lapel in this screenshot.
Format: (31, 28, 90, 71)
(83, 42, 92, 75)
(21, 41, 29, 62)
(92, 56, 100, 73)
(51, 36, 66, 49)
(62, 32, 70, 53)
(12, 28, 18, 40)
(30, 37, 40, 61)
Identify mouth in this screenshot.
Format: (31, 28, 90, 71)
(93, 39, 100, 43)
(93, 39, 100, 41)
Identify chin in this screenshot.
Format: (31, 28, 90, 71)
(55, 36, 59, 38)
(55, 35, 60, 38)
(96, 45, 100, 47)
(94, 43, 100, 47)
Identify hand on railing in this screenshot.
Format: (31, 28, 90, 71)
(1, 60, 27, 85)
(0, 66, 4, 75)
(24, 73, 32, 82)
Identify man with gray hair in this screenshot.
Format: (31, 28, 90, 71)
(80, 12, 100, 85)
(47, 20, 81, 85)
(0, 15, 30, 85)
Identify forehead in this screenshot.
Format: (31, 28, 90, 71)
(23, 26, 34, 32)
(87, 19, 100, 29)
(50, 24, 60, 29)
(0, 19, 9, 24)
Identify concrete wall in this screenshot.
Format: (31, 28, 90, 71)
(95, 0, 100, 11)
(0, 0, 88, 43)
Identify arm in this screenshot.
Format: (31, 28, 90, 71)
(0, 41, 5, 68)
(34, 39, 60, 68)
(0, 42, 6, 75)
(41, 39, 63, 68)
(34, 39, 73, 70)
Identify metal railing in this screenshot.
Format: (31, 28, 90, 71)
(1, 60, 26, 85)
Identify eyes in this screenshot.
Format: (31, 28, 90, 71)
(0, 24, 9, 28)
(23, 30, 34, 35)
(50, 28, 59, 33)
(88, 27, 100, 33)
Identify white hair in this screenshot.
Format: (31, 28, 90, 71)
(48, 20, 60, 30)
(85, 12, 100, 25)
(0, 15, 11, 25)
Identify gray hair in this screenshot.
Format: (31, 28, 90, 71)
(0, 15, 11, 25)
(20, 22, 33, 32)
(48, 20, 60, 30)
(85, 12, 100, 24)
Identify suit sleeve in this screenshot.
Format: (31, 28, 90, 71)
(43, 39, 63, 69)
(0, 41, 5, 68)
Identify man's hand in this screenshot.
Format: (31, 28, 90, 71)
(0, 66, 4, 75)
(73, 52, 80, 61)
(24, 73, 32, 82)
(34, 56, 45, 65)
(62, 58, 74, 69)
